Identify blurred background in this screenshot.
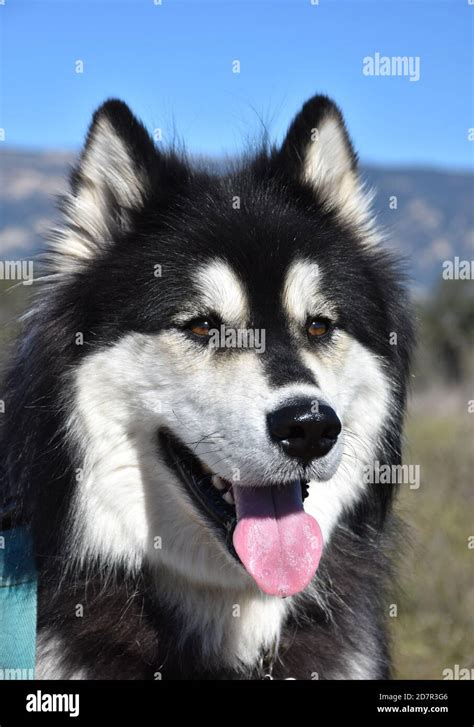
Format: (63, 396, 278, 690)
(0, 0, 473, 679)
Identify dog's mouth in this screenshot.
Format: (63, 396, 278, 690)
(159, 429, 238, 540)
(159, 429, 323, 598)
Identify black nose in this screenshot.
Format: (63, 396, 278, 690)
(267, 400, 341, 465)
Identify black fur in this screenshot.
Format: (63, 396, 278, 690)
(0, 95, 413, 679)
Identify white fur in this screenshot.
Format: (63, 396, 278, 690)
(282, 259, 335, 323)
(36, 632, 89, 680)
(332, 649, 379, 680)
(192, 259, 249, 324)
(302, 115, 377, 237)
(152, 571, 289, 669)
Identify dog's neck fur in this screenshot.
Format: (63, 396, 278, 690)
(150, 567, 290, 673)
(37, 555, 290, 679)
(37, 507, 393, 680)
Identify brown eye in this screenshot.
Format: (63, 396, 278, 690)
(307, 319, 330, 338)
(188, 320, 212, 337)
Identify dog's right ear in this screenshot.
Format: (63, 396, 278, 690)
(51, 99, 186, 272)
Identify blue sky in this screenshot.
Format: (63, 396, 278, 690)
(1, 0, 473, 169)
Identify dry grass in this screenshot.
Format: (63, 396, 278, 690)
(392, 394, 474, 679)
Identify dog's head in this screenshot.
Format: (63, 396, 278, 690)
(46, 97, 411, 597)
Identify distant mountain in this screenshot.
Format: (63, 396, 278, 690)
(1, 149, 472, 293)
(365, 167, 473, 293)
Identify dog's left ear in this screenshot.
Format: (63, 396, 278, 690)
(278, 95, 372, 228)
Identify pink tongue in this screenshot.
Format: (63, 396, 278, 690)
(232, 483, 323, 598)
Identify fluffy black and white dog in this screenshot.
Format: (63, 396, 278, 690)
(1, 95, 413, 680)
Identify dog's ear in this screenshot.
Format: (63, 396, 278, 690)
(278, 95, 373, 229)
(51, 100, 185, 272)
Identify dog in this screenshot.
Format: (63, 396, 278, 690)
(0, 95, 413, 679)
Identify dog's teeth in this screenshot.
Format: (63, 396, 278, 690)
(212, 475, 225, 490)
(222, 490, 235, 505)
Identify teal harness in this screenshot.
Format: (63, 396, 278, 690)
(0, 525, 37, 678)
